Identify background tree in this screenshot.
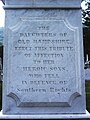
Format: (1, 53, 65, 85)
(81, 0, 90, 66)
(82, 0, 90, 28)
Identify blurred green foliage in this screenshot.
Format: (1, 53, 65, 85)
(85, 81, 90, 113)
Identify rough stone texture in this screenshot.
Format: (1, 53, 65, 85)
(3, 0, 86, 115)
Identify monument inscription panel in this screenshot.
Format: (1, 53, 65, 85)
(3, 0, 86, 115)
(7, 17, 81, 107)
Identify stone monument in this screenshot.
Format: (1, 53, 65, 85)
(1, 0, 90, 118)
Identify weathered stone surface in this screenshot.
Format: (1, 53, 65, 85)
(4, 0, 81, 8)
(3, 0, 86, 114)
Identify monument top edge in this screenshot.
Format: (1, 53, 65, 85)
(2, 0, 81, 6)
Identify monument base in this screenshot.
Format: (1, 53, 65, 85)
(0, 110, 90, 119)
